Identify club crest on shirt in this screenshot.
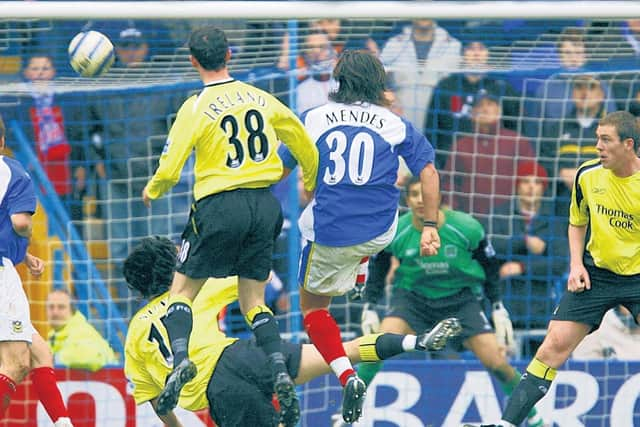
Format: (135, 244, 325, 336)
(12, 320, 23, 334)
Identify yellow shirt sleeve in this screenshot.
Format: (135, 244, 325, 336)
(146, 96, 198, 199)
(271, 100, 318, 192)
(569, 169, 589, 227)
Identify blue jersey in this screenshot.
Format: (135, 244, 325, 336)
(0, 156, 36, 265)
(279, 102, 434, 246)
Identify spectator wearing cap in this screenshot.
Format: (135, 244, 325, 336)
(380, 19, 462, 130)
(115, 26, 150, 68)
(539, 74, 612, 216)
(425, 38, 521, 168)
(441, 90, 535, 218)
(488, 160, 569, 332)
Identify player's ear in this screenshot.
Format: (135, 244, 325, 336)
(189, 55, 199, 69)
(225, 48, 232, 62)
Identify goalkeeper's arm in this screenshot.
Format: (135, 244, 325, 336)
(473, 238, 516, 353)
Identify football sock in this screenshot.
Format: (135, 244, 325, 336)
(0, 373, 16, 418)
(30, 367, 69, 422)
(356, 333, 411, 387)
(246, 305, 288, 375)
(304, 309, 354, 387)
(165, 295, 193, 368)
(502, 359, 555, 425)
(498, 369, 542, 422)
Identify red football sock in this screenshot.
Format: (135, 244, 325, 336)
(0, 373, 17, 419)
(30, 367, 68, 422)
(304, 309, 355, 386)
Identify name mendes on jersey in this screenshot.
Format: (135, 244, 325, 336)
(203, 90, 268, 120)
(595, 203, 635, 229)
(325, 109, 386, 129)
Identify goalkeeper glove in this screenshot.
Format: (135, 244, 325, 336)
(361, 303, 381, 335)
(491, 301, 516, 356)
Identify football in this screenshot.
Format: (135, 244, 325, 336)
(68, 30, 115, 77)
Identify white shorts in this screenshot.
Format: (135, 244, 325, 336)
(0, 257, 32, 343)
(298, 218, 397, 297)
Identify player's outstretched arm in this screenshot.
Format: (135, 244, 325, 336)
(150, 398, 184, 427)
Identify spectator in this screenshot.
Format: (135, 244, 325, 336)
(18, 54, 86, 227)
(572, 306, 640, 360)
(442, 89, 535, 219)
(540, 75, 611, 216)
(114, 26, 150, 68)
(489, 161, 568, 332)
(295, 29, 338, 114)
(523, 28, 614, 137)
(380, 19, 461, 130)
(425, 39, 521, 168)
(46, 289, 118, 372)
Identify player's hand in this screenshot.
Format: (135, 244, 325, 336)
(420, 226, 440, 256)
(361, 304, 380, 335)
(492, 302, 516, 356)
(25, 253, 45, 277)
(142, 186, 151, 207)
(567, 263, 591, 293)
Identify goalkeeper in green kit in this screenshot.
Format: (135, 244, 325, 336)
(355, 176, 547, 427)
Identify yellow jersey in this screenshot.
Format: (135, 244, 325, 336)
(146, 79, 319, 201)
(570, 159, 640, 275)
(124, 277, 238, 411)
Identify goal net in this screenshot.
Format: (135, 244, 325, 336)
(1, 2, 639, 426)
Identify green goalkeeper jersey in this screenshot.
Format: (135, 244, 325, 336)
(389, 209, 486, 300)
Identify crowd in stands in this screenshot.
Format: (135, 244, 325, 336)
(2, 16, 640, 361)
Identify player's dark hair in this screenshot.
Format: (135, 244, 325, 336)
(0, 114, 5, 140)
(123, 236, 176, 298)
(600, 110, 640, 152)
(329, 50, 391, 107)
(188, 25, 229, 71)
(404, 175, 421, 195)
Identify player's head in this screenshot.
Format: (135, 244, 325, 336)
(123, 236, 176, 298)
(596, 111, 640, 170)
(46, 288, 76, 331)
(329, 50, 391, 107)
(188, 25, 230, 71)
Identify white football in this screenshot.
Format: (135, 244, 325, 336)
(68, 30, 115, 77)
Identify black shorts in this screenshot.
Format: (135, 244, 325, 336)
(206, 339, 302, 427)
(387, 287, 493, 343)
(552, 264, 640, 329)
(176, 188, 283, 281)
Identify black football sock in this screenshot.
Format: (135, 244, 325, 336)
(164, 299, 193, 369)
